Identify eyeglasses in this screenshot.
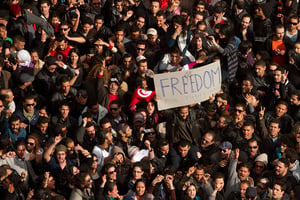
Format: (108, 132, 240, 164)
(60, 28, 68, 31)
(255, 164, 264, 168)
(248, 146, 258, 149)
(110, 108, 119, 111)
(108, 170, 116, 174)
(26, 142, 34, 146)
(137, 47, 145, 51)
(289, 22, 298, 25)
(26, 103, 35, 107)
(235, 108, 244, 113)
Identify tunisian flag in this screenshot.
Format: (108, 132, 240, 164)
(129, 87, 156, 109)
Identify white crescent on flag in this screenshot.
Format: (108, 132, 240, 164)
(137, 89, 152, 98)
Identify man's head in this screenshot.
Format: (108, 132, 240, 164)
(275, 158, 289, 177)
(219, 141, 232, 158)
(241, 14, 251, 30)
(58, 98, 69, 117)
(287, 14, 298, 32)
(136, 56, 148, 75)
(254, 153, 268, 174)
(178, 140, 191, 158)
(237, 163, 251, 181)
(247, 138, 259, 157)
(23, 94, 36, 113)
(109, 100, 122, 118)
(241, 77, 254, 94)
(239, 180, 250, 199)
(94, 14, 104, 31)
(274, 24, 285, 41)
(268, 119, 281, 138)
(233, 103, 246, 119)
(275, 101, 288, 118)
(55, 144, 67, 163)
(156, 11, 166, 27)
(9, 115, 21, 134)
(60, 76, 71, 95)
(45, 56, 57, 73)
(290, 90, 300, 106)
(272, 181, 286, 199)
(273, 67, 284, 83)
(192, 164, 204, 182)
(39, 0, 51, 17)
(73, 172, 93, 191)
(135, 14, 146, 29)
(242, 122, 255, 140)
(114, 26, 125, 43)
(85, 122, 96, 139)
(136, 40, 147, 56)
(12, 35, 25, 51)
(37, 116, 49, 134)
(14, 140, 26, 159)
(157, 139, 170, 156)
(254, 60, 266, 77)
(201, 131, 215, 149)
(217, 115, 231, 129)
(98, 129, 113, 146)
(178, 106, 189, 120)
(256, 178, 270, 196)
(91, 0, 101, 10)
(150, 0, 160, 14)
(170, 47, 182, 66)
(56, 34, 68, 51)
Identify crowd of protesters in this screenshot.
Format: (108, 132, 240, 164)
(1, 0, 300, 199)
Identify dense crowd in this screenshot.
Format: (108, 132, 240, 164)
(0, 0, 300, 199)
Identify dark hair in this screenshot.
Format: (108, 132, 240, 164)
(278, 158, 290, 168)
(104, 182, 117, 195)
(291, 90, 300, 100)
(156, 11, 166, 18)
(38, 116, 49, 124)
(68, 48, 81, 63)
(285, 148, 298, 163)
(9, 115, 21, 124)
(95, 14, 105, 21)
(178, 140, 191, 148)
(73, 172, 90, 190)
(273, 180, 287, 192)
(56, 34, 67, 42)
(14, 140, 26, 149)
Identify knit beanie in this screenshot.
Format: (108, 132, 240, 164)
(254, 153, 268, 166)
(17, 50, 31, 67)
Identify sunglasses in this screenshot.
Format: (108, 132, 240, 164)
(137, 48, 145, 51)
(26, 142, 34, 146)
(289, 22, 298, 25)
(108, 170, 116, 174)
(255, 165, 264, 168)
(93, 2, 101, 5)
(248, 146, 258, 149)
(219, 149, 227, 152)
(235, 108, 244, 113)
(26, 103, 35, 107)
(60, 28, 68, 31)
(110, 108, 119, 111)
(0, 105, 3, 108)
